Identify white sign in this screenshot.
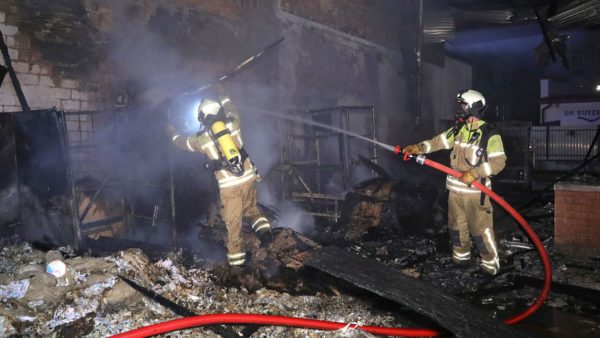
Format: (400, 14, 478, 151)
(542, 102, 600, 125)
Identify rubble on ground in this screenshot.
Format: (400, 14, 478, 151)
(0, 242, 406, 337)
(1, 191, 600, 337)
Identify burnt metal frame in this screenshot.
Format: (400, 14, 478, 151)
(279, 106, 377, 221)
(64, 108, 177, 242)
(0, 114, 20, 238)
(64, 110, 123, 239)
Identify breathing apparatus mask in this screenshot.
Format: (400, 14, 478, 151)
(198, 97, 245, 177)
(447, 90, 487, 138)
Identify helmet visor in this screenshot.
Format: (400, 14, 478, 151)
(456, 101, 469, 114)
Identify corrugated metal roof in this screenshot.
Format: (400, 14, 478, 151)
(423, 9, 455, 44)
(549, 0, 600, 27)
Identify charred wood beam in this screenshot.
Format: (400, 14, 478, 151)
(80, 216, 124, 230)
(514, 275, 600, 305)
(304, 246, 530, 338)
(78, 175, 110, 223)
(290, 166, 313, 195)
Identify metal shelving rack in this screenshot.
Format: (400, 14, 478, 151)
(278, 106, 377, 222)
(64, 107, 176, 241)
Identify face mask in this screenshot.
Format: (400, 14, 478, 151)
(455, 102, 471, 122)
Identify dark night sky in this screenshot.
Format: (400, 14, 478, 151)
(445, 23, 591, 123)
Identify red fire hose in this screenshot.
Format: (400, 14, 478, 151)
(110, 314, 438, 337)
(394, 150, 552, 325)
(111, 149, 551, 338)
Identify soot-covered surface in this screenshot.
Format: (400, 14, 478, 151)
(1, 176, 600, 337)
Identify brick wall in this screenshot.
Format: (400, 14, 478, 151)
(554, 183, 600, 256)
(0, 11, 105, 114)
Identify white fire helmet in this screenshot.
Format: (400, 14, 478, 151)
(456, 89, 486, 116)
(198, 98, 222, 121)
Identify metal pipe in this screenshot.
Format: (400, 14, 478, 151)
(415, 0, 424, 127)
(372, 106, 377, 165)
(166, 109, 177, 240)
(55, 110, 81, 249)
(534, 5, 557, 63)
(540, 102, 555, 124)
(345, 106, 351, 187)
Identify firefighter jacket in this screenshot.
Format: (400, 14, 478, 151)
(171, 95, 258, 189)
(418, 120, 506, 194)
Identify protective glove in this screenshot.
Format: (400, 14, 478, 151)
(402, 144, 424, 155)
(458, 170, 478, 187)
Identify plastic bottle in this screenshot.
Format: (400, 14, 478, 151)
(45, 250, 67, 278)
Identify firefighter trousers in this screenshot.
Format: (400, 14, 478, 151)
(447, 191, 499, 272)
(219, 179, 270, 266)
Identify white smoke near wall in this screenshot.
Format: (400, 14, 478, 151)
(85, 1, 392, 247)
(105, 0, 213, 104)
(95, 2, 323, 244)
(229, 84, 282, 177)
(276, 202, 315, 234)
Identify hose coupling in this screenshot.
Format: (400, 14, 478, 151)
(415, 155, 426, 165)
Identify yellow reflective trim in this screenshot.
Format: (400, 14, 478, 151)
(422, 141, 432, 153)
(484, 228, 499, 260)
(218, 170, 257, 188)
(453, 251, 470, 258)
(441, 134, 450, 149)
(251, 217, 268, 229)
(447, 175, 491, 187)
(254, 224, 271, 232)
(483, 162, 493, 176)
(185, 138, 194, 152)
(229, 258, 245, 266)
(207, 145, 219, 159)
(227, 252, 246, 259)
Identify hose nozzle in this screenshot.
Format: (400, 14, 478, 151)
(393, 145, 402, 155)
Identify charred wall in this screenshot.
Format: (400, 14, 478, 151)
(0, 0, 420, 145)
(0, 4, 107, 113)
(0, 0, 423, 236)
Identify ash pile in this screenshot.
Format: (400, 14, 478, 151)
(0, 238, 408, 338)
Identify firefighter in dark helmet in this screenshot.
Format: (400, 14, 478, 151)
(166, 85, 272, 267)
(403, 90, 506, 275)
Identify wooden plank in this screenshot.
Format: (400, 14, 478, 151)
(305, 246, 530, 338)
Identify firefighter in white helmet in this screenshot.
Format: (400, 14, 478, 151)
(167, 85, 272, 267)
(403, 90, 506, 275)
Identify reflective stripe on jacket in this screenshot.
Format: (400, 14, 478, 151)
(418, 120, 506, 194)
(171, 95, 258, 188)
